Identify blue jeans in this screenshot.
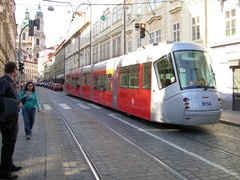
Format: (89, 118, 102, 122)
(22, 108, 36, 136)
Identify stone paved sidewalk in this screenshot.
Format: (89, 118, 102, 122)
(12, 110, 65, 180)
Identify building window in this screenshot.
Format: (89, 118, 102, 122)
(150, 32, 154, 44)
(136, 0, 142, 18)
(93, 22, 99, 37)
(112, 37, 121, 57)
(103, 14, 107, 30)
(106, 12, 111, 28)
(192, 16, 200, 40)
(100, 19, 104, 32)
(128, 41, 132, 53)
(105, 41, 109, 59)
(37, 22, 40, 30)
(148, 0, 161, 10)
(93, 47, 96, 63)
(173, 23, 180, 42)
(100, 45, 103, 60)
(103, 43, 106, 60)
(117, 36, 121, 56)
(113, 39, 117, 57)
(36, 38, 40, 45)
(117, 5, 122, 21)
(137, 38, 141, 48)
(225, 9, 236, 37)
(156, 29, 161, 43)
(112, 7, 117, 24)
(127, 8, 132, 22)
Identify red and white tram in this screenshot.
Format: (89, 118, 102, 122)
(65, 42, 222, 125)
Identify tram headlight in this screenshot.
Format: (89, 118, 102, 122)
(183, 97, 191, 110)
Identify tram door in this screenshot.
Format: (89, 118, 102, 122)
(233, 68, 240, 111)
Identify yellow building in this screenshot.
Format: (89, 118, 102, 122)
(0, 0, 17, 76)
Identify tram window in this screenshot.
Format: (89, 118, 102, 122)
(142, 62, 151, 90)
(71, 78, 74, 88)
(94, 76, 100, 90)
(120, 65, 139, 88)
(129, 65, 139, 88)
(120, 67, 129, 88)
(83, 73, 90, 85)
(154, 54, 176, 89)
(65, 74, 70, 84)
(71, 77, 79, 88)
(76, 77, 80, 87)
(106, 74, 112, 91)
(94, 74, 111, 91)
(174, 50, 216, 89)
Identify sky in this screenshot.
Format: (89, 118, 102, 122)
(15, 0, 121, 47)
(15, 0, 84, 47)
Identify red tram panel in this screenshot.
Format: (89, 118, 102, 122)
(92, 70, 113, 108)
(116, 61, 151, 120)
(81, 66, 92, 100)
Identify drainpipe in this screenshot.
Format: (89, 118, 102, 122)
(204, 0, 208, 44)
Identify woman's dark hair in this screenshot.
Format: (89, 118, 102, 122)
(24, 81, 35, 92)
(5, 62, 17, 74)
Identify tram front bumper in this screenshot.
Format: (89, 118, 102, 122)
(184, 110, 222, 125)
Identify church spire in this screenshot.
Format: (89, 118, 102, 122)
(35, 3, 43, 19)
(24, 8, 30, 20)
(21, 8, 30, 26)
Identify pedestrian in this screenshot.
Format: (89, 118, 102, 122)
(0, 61, 22, 179)
(20, 81, 23, 91)
(19, 81, 40, 140)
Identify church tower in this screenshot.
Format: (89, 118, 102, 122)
(17, 3, 46, 81)
(33, 4, 45, 59)
(19, 8, 32, 54)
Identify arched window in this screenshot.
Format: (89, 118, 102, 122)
(36, 38, 40, 45)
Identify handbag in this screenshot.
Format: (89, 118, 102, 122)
(0, 97, 18, 124)
(21, 96, 27, 104)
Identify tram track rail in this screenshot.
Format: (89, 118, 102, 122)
(40, 91, 188, 180)
(39, 89, 240, 179)
(46, 99, 103, 180)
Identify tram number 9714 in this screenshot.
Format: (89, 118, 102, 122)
(202, 102, 212, 107)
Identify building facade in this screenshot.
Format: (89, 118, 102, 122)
(0, 0, 17, 76)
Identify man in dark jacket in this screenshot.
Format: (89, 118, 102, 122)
(0, 62, 23, 179)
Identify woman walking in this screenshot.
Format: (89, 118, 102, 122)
(19, 81, 40, 140)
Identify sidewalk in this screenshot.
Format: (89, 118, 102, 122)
(220, 109, 240, 126)
(12, 109, 65, 180)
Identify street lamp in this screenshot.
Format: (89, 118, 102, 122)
(42, 0, 90, 22)
(41, 0, 74, 13)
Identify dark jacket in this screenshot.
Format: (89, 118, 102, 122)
(0, 74, 20, 129)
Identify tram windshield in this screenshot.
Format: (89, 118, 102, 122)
(174, 50, 216, 90)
